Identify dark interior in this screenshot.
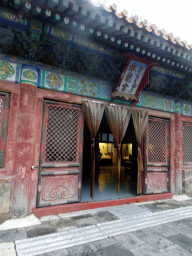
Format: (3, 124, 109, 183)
(81, 113, 138, 202)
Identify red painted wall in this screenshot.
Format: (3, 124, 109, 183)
(0, 81, 19, 180)
(174, 113, 183, 194)
(0, 81, 181, 217)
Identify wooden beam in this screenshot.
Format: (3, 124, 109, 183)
(47, 0, 59, 8)
(56, 0, 69, 12)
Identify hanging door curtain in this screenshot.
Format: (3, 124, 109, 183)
(82, 98, 148, 198)
(112, 53, 155, 105)
(82, 100, 105, 199)
(132, 109, 148, 194)
(105, 104, 132, 194)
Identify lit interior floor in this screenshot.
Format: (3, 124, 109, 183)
(81, 166, 137, 202)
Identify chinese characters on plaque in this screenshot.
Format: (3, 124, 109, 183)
(113, 55, 155, 104)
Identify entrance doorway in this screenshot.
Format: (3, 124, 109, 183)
(81, 113, 137, 202)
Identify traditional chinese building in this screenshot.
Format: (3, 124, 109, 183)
(0, 0, 192, 218)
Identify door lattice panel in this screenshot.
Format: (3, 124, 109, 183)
(45, 105, 79, 163)
(147, 119, 167, 164)
(183, 123, 192, 163)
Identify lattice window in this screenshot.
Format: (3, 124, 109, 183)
(183, 123, 192, 163)
(147, 119, 168, 164)
(45, 105, 79, 163)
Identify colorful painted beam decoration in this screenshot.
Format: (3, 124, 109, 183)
(113, 53, 156, 104)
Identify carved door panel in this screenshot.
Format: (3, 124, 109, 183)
(37, 100, 84, 208)
(145, 118, 169, 194)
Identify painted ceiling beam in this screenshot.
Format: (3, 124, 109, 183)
(56, 0, 69, 12)
(41, 9, 52, 20)
(32, 6, 42, 16)
(46, 0, 59, 9)
(23, 1, 31, 13)
(2, 0, 8, 5)
(10, 0, 21, 9)
(35, 0, 46, 4)
(0, 4, 191, 73)
(50, 13, 60, 23)
(82, 11, 96, 25)
(74, 6, 88, 20)
(63, 3, 79, 17)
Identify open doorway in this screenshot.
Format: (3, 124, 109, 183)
(81, 113, 137, 202)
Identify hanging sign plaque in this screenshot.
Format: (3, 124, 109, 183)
(113, 53, 156, 104)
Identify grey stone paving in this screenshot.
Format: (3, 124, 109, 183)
(129, 244, 164, 256)
(26, 225, 56, 238)
(160, 244, 192, 256)
(93, 211, 119, 222)
(0, 227, 27, 243)
(140, 199, 192, 212)
(72, 215, 101, 227)
(114, 232, 145, 249)
(98, 243, 134, 256)
(167, 234, 192, 253)
(49, 218, 78, 232)
(3, 198, 192, 256)
(150, 223, 180, 237)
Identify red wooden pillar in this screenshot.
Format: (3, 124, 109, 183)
(169, 115, 176, 194)
(174, 113, 183, 194)
(11, 83, 37, 217)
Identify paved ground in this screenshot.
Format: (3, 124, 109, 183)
(1, 196, 192, 255)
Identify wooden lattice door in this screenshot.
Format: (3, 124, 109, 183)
(183, 122, 192, 165)
(37, 100, 84, 208)
(145, 117, 169, 194)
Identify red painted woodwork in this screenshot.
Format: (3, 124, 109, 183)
(147, 171, 168, 193)
(0, 81, 177, 217)
(169, 115, 176, 193)
(37, 100, 83, 208)
(174, 113, 183, 194)
(29, 88, 87, 215)
(32, 192, 173, 217)
(0, 81, 19, 179)
(182, 122, 192, 164)
(40, 175, 79, 206)
(12, 83, 37, 216)
(145, 117, 169, 194)
(180, 115, 192, 194)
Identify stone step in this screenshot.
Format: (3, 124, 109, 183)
(15, 225, 108, 256)
(15, 206, 192, 256)
(97, 206, 192, 236)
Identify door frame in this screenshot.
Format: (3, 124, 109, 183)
(31, 95, 174, 216)
(36, 99, 84, 208)
(144, 116, 170, 194)
(143, 109, 175, 194)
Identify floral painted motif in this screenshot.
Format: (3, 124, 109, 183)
(143, 95, 156, 109)
(0, 61, 15, 80)
(100, 84, 112, 100)
(157, 98, 164, 110)
(23, 70, 37, 80)
(46, 73, 63, 89)
(183, 104, 191, 116)
(165, 99, 174, 112)
(175, 102, 182, 113)
(78, 79, 97, 97)
(51, 27, 71, 40)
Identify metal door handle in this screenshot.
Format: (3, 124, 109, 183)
(31, 166, 39, 170)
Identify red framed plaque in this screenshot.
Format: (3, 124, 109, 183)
(113, 53, 156, 104)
